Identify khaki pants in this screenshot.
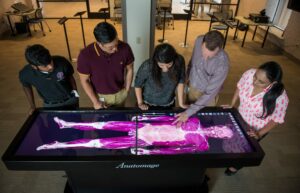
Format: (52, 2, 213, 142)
(187, 85, 219, 106)
(98, 89, 128, 107)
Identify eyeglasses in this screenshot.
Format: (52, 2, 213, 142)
(253, 72, 271, 87)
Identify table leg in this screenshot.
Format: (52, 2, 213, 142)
(65, 167, 207, 193)
(242, 27, 249, 47)
(27, 24, 32, 36)
(252, 25, 257, 40)
(40, 22, 45, 36)
(23, 16, 32, 37)
(262, 26, 270, 48)
(223, 26, 229, 48)
(64, 181, 73, 193)
(233, 20, 239, 40)
(6, 15, 16, 36)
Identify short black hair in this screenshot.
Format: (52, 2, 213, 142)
(93, 22, 117, 44)
(203, 30, 224, 51)
(25, 44, 51, 66)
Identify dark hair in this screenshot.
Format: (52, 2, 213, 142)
(25, 44, 51, 66)
(258, 61, 285, 119)
(93, 22, 117, 44)
(203, 30, 224, 51)
(151, 43, 182, 87)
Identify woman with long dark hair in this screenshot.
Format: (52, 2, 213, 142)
(134, 43, 188, 110)
(223, 61, 289, 175)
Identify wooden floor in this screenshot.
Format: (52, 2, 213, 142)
(0, 19, 299, 193)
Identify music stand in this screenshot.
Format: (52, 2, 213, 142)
(58, 17, 72, 61)
(74, 11, 87, 48)
(99, 8, 109, 23)
(158, 7, 169, 43)
(179, 9, 193, 48)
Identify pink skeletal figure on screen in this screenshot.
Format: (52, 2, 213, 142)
(36, 115, 233, 155)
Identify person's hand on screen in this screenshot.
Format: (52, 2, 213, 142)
(173, 112, 189, 127)
(247, 129, 260, 139)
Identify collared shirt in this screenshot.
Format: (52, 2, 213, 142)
(19, 56, 74, 102)
(77, 41, 134, 94)
(237, 69, 289, 130)
(186, 36, 229, 116)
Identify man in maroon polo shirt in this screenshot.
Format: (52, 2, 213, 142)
(77, 22, 134, 109)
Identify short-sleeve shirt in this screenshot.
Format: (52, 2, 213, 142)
(237, 69, 289, 130)
(134, 55, 185, 106)
(77, 41, 134, 94)
(19, 56, 74, 102)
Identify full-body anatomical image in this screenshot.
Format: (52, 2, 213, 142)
(37, 115, 233, 155)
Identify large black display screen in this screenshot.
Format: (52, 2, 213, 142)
(14, 110, 253, 157)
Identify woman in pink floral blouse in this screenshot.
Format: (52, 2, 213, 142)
(223, 61, 289, 175)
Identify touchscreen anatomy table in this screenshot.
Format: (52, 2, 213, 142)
(2, 107, 264, 193)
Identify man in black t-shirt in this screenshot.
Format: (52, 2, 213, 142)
(19, 44, 79, 114)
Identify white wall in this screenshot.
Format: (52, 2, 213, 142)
(122, 0, 153, 75)
(238, 0, 267, 17)
(238, 0, 300, 61)
(282, 10, 300, 61)
(265, 0, 279, 21)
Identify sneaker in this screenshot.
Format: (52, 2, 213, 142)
(224, 167, 238, 176)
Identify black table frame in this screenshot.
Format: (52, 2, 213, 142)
(2, 107, 265, 193)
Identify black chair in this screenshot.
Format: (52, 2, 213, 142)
(27, 8, 51, 36)
(209, 10, 236, 30)
(208, 10, 237, 48)
(156, 0, 174, 30)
